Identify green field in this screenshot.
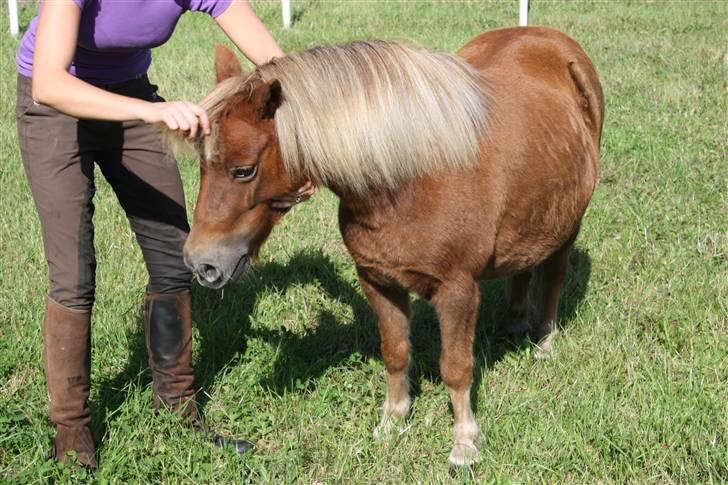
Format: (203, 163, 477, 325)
(1, 1, 726, 482)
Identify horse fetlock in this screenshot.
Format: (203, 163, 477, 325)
(454, 415, 480, 443)
(385, 394, 411, 419)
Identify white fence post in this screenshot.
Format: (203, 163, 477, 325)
(519, 0, 529, 26)
(9, 0, 19, 37)
(281, 0, 291, 29)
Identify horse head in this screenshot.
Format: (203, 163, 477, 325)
(183, 46, 298, 289)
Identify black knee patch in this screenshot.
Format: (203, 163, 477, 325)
(148, 298, 184, 366)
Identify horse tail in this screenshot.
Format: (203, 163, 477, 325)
(567, 61, 604, 138)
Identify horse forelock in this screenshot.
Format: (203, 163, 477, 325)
(201, 40, 490, 193)
(197, 76, 250, 162)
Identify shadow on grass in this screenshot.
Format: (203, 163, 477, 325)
(193, 250, 380, 404)
(93, 246, 590, 445)
(93, 311, 149, 445)
(386, 247, 591, 413)
(194, 246, 592, 408)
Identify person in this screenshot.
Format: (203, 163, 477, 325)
(15, 0, 313, 469)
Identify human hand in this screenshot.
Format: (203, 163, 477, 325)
(271, 181, 317, 209)
(141, 101, 210, 139)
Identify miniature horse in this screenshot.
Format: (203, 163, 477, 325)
(181, 27, 603, 466)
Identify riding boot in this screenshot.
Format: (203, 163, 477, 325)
(43, 297, 97, 469)
(144, 290, 252, 454)
(144, 290, 197, 421)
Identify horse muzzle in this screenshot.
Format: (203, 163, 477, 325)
(183, 239, 251, 289)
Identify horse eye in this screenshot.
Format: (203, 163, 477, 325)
(231, 165, 257, 181)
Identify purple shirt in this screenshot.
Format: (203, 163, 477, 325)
(17, 0, 231, 85)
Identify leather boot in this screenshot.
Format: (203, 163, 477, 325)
(43, 297, 97, 469)
(144, 290, 252, 454)
(144, 290, 197, 421)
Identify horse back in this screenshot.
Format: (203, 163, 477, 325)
(460, 26, 603, 147)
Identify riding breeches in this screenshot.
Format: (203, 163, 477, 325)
(16, 74, 192, 310)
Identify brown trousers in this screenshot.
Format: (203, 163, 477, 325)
(16, 74, 191, 310)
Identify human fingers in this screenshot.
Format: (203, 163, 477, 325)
(187, 102, 211, 136)
(297, 181, 317, 196)
(159, 108, 179, 131)
(144, 102, 206, 138)
(179, 101, 203, 139)
(167, 103, 194, 135)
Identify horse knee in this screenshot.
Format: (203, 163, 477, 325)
(381, 338, 409, 373)
(440, 353, 473, 390)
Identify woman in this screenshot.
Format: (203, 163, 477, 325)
(16, 0, 312, 469)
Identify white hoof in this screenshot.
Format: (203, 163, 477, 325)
(373, 416, 395, 439)
(373, 422, 389, 439)
(534, 331, 557, 359)
(448, 442, 481, 467)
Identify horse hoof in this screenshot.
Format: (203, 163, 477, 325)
(534, 332, 557, 359)
(373, 418, 393, 439)
(448, 443, 481, 467)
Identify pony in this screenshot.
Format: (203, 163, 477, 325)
(180, 27, 604, 466)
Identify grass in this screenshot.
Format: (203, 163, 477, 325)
(1, 0, 726, 482)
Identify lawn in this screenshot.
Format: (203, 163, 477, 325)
(0, 0, 726, 483)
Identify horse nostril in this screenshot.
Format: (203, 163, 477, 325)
(198, 263, 222, 283)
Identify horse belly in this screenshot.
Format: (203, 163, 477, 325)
(339, 190, 494, 299)
(481, 92, 599, 277)
(487, 97, 598, 277)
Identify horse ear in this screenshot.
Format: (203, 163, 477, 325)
(251, 80, 283, 120)
(215, 44, 243, 83)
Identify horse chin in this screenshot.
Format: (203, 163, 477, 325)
(229, 253, 251, 282)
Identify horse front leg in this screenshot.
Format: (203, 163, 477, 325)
(432, 276, 481, 466)
(358, 271, 411, 438)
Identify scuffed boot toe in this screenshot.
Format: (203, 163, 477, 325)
(54, 425, 97, 469)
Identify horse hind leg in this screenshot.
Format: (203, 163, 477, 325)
(432, 277, 481, 466)
(503, 270, 533, 338)
(533, 242, 573, 358)
(358, 273, 412, 438)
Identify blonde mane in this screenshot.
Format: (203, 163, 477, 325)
(200, 40, 490, 193)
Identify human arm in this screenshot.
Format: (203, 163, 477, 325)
(32, 1, 210, 136)
(215, 1, 284, 65)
